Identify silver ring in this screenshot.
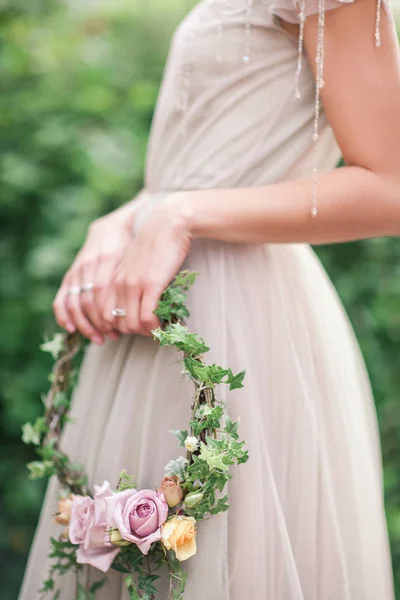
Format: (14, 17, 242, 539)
(112, 308, 127, 318)
(81, 282, 94, 292)
(68, 286, 82, 296)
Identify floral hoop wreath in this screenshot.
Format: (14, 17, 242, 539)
(22, 271, 248, 600)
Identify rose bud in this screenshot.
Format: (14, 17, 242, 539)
(109, 528, 132, 547)
(54, 495, 74, 526)
(183, 491, 203, 509)
(159, 476, 184, 508)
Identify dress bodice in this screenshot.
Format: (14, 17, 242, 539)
(144, 0, 342, 194)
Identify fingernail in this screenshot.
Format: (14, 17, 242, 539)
(92, 335, 104, 345)
(66, 324, 75, 333)
(108, 332, 120, 341)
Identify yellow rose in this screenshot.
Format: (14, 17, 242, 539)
(54, 495, 74, 526)
(161, 516, 197, 561)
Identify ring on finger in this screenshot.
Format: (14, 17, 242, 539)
(68, 286, 82, 296)
(112, 308, 127, 318)
(81, 282, 94, 293)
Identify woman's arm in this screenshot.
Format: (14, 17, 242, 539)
(103, 0, 400, 337)
(164, 0, 400, 245)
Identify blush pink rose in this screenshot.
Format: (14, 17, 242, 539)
(70, 481, 120, 572)
(69, 495, 94, 545)
(107, 489, 168, 555)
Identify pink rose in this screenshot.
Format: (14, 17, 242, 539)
(70, 481, 120, 572)
(158, 476, 184, 508)
(107, 489, 168, 555)
(69, 495, 94, 545)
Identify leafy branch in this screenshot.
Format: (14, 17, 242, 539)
(23, 270, 248, 600)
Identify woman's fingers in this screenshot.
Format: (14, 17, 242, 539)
(93, 256, 119, 327)
(79, 260, 107, 335)
(53, 277, 76, 333)
(125, 276, 144, 334)
(109, 277, 130, 334)
(66, 275, 104, 344)
(140, 281, 162, 335)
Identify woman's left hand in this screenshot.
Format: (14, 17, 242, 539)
(103, 196, 192, 336)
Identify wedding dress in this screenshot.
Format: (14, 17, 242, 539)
(19, 0, 396, 598)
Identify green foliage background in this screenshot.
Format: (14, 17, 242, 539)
(0, 1, 399, 598)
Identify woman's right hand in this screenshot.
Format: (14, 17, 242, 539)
(52, 206, 138, 345)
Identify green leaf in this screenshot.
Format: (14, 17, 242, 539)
(40, 333, 66, 359)
(224, 415, 240, 440)
(53, 391, 69, 409)
(209, 494, 230, 515)
(153, 324, 209, 355)
(190, 405, 224, 436)
(117, 470, 136, 492)
(199, 442, 230, 472)
(164, 456, 189, 479)
(89, 578, 106, 597)
(170, 429, 189, 447)
(39, 577, 55, 592)
(76, 583, 88, 600)
(27, 460, 55, 479)
(226, 369, 246, 390)
(22, 421, 42, 445)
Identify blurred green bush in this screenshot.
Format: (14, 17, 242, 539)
(0, 1, 399, 598)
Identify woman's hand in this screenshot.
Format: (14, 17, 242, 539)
(53, 211, 136, 344)
(103, 196, 192, 336)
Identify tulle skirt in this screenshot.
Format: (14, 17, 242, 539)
(19, 238, 395, 600)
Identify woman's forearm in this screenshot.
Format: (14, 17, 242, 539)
(169, 166, 400, 245)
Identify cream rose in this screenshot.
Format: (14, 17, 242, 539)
(161, 516, 197, 561)
(184, 436, 199, 453)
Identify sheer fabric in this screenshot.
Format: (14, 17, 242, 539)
(19, 1, 395, 598)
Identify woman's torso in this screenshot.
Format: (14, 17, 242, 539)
(144, 0, 342, 195)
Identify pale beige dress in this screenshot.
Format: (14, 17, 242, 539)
(19, 1, 396, 599)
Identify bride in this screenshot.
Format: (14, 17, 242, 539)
(20, 0, 400, 598)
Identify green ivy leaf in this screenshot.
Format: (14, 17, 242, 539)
(226, 369, 246, 390)
(224, 415, 240, 440)
(153, 324, 209, 355)
(53, 391, 69, 409)
(27, 460, 55, 479)
(170, 429, 189, 447)
(22, 419, 44, 445)
(199, 442, 230, 472)
(164, 456, 189, 479)
(76, 583, 88, 600)
(40, 333, 66, 359)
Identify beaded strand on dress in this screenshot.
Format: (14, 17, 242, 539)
(174, 14, 199, 188)
(311, 0, 325, 218)
(375, 0, 382, 46)
(176, 0, 386, 211)
(294, 0, 385, 218)
(243, 0, 254, 62)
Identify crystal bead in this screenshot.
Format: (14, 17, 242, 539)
(243, 55, 250, 63)
(295, 89, 301, 100)
(311, 206, 318, 218)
